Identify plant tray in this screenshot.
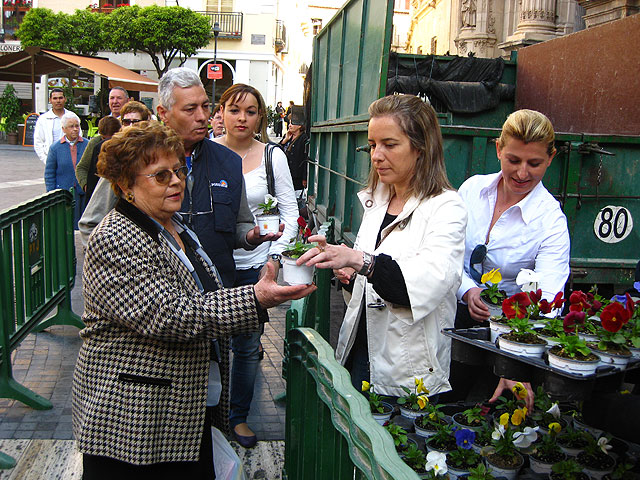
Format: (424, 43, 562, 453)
(443, 327, 640, 401)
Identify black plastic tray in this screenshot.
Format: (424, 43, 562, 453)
(442, 327, 640, 401)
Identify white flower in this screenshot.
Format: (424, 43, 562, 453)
(516, 268, 541, 292)
(425, 451, 448, 476)
(264, 194, 278, 208)
(513, 426, 539, 448)
(491, 424, 505, 441)
(546, 403, 561, 419)
(598, 437, 613, 454)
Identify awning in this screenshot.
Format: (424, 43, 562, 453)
(0, 46, 157, 93)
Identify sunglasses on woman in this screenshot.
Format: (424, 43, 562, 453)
(469, 243, 488, 283)
(139, 166, 189, 185)
(122, 118, 143, 126)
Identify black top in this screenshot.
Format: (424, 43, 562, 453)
(281, 133, 308, 190)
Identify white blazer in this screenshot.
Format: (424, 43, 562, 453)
(335, 185, 467, 397)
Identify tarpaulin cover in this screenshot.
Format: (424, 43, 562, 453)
(386, 53, 515, 113)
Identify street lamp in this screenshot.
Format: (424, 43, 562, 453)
(212, 21, 221, 105)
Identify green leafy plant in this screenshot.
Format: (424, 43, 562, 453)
(551, 459, 586, 480)
(0, 85, 22, 134)
(416, 402, 448, 430)
(282, 216, 315, 259)
(384, 423, 408, 449)
(397, 376, 429, 411)
(479, 268, 506, 306)
(361, 381, 389, 415)
(557, 427, 590, 450)
(257, 193, 279, 215)
(459, 406, 486, 427)
(402, 443, 426, 472)
(447, 429, 482, 469)
(467, 462, 496, 480)
(550, 333, 593, 360)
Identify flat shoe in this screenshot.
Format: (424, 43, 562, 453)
(233, 429, 257, 448)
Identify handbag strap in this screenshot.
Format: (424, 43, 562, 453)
(264, 143, 277, 197)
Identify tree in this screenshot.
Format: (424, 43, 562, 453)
(104, 5, 212, 78)
(17, 8, 67, 51)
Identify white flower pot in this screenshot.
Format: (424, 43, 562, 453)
(481, 297, 503, 318)
(529, 453, 566, 475)
(282, 256, 315, 285)
(451, 412, 485, 433)
(485, 452, 523, 480)
(498, 334, 547, 358)
(629, 346, 640, 359)
(255, 214, 280, 235)
(489, 319, 511, 343)
(537, 333, 560, 349)
(578, 454, 616, 480)
(589, 347, 632, 371)
(371, 401, 393, 426)
(572, 416, 604, 439)
(413, 415, 451, 438)
(578, 331, 599, 343)
(447, 464, 474, 480)
(398, 405, 426, 420)
(547, 350, 600, 376)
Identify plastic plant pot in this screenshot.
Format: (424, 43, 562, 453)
(498, 334, 547, 358)
(398, 405, 427, 420)
(547, 349, 600, 376)
(481, 297, 503, 319)
(255, 214, 280, 235)
(484, 451, 524, 480)
(281, 256, 314, 285)
(589, 347, 632, 371)
(489, 318, 511, 343)
(371, 401, 393, 426)
(529, 451, 567, 474)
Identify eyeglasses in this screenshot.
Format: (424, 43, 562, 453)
(122, 118, 143, 126)
(139, 166, 189, 185)
(469, 244, 488, 283)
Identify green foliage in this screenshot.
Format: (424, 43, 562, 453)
(384, 423, 408, 448)
(468, 463, 497, 480)
(506, 315, 536, 335)
(448, 445, 481, 469)
(0, 85, 23, 133)
(402, 443, 426, 471)
(266, 105, 280, 128)
(551, 459, 584, 480)
(553, 333, 592, 358)
(105, 5, 212, 78)
(461, 406, 486, 426)
(17, 8, 66, 50)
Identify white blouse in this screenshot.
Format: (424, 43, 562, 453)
(456, 172, 571, 302)
(233, 146, 299, 269)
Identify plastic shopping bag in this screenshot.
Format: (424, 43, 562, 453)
(212, 426, 247, 480)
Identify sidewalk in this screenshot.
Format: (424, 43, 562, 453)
(0, 232, 290, 479)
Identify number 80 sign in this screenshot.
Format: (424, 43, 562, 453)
(593, 206, 633, 243)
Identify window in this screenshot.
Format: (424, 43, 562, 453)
(206, 0, 233, 13)
(431, 36, 437, 54)
(312, 18, 323, 36)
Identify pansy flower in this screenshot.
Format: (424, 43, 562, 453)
(512, 382, 528, 400)
(417, 395, 429, 410)
(481, 268, 502, 285)
(361, 381, 370, 392)
(454, 429, 476, 450)
(601, 302, 629, 333)
(513, 426, 539, 448)
(546, 403, 561, 419)
(548, 422, 562, 433)
(425, 451, 448, 476)
(502, 292, 532, 319)
(563, 311, 586, 333)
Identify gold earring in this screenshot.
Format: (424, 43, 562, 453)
(126, 192, 134, 203)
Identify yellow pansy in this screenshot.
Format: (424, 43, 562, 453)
(499, 412, 510, 427)
(416, 377, 429, 394)
(417, 395, 429, 410)
(548, 422, 562, 434)
(429, 412, 437, 420)
(511, 407, 527, 426)
(481, 268, 502, 285)
(361, 381, 370, 392)
(511, 382, 528, 400)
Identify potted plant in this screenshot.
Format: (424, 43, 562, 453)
(471, 423, 493, 454)
(622, 295, 640, 358)
(536, 315, 566, 348)
(484, 422, 538, 480)
(557, 427, 591, 457)
(414, 402, 449, 438)
(397, 377, 430, 419)
(548, 313, 601, 375)
(361, 381, 393, 425)
(402, 443, 430, 478)
(551, 459, 591, 480)
(423, 451, 450, 480)
(446, 429, 482, 479)
(588, 298, 633, 370)
(531, 388, 568, 433)
(281, 216, 316, 285)
(0, 85, 22, 145)
(467, 463, 496, 480)
(255, 194, 280, 235)
(492, 382, 533, 428)
(529, 421, 567, 474)
(479, 268, 506, 318)
(603, 462, 638, 480)
(577, 435, 616, 479)
(451, 406, 488, 433)
(569, 289, 604, 341)
(498, 292, 547, 357)
(425, 422, 457, 454)
(384, 423, 416, 454)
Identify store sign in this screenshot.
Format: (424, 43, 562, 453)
(0, 43, 22, 53)
(47, 77, 94, 89)
(207, 63, 222, 80)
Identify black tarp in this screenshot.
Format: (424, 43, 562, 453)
(386, 53, 515, 113)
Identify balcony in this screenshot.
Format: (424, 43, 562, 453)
(196, 11, 243, 39)
(275, 19, 286, 53)
(2, 1, 32, 39)
(89, 1, 129, 13)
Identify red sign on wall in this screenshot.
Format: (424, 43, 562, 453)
(207, 63, 223, 80)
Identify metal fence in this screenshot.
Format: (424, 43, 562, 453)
(197, 11, 243, 39)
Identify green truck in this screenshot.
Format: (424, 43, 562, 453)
(307, 0, 639, 293)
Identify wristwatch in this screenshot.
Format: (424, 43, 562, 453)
(270, 253, 282, 264)
(358, 251, 374, 276)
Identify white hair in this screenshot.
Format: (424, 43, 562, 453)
(61, 111, 81, 128)
(158, 68, 204, 111)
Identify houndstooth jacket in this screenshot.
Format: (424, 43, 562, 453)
(72, 199, 262, 465)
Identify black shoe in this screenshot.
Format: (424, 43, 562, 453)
(233, 427, 257, 448)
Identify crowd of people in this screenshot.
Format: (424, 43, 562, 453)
(33, 66, 579, 476)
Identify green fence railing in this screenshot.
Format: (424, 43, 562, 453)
(284, 326, 419, 480)
(0, 190, 83, 412)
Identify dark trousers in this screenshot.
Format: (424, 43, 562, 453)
(82, 408, 215, 479)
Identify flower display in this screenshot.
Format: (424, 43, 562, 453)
(283, 216, 315, 259)
(398, 377, 430, 412)
(563, 311, 586, 333)
(479, 268, 506, 306)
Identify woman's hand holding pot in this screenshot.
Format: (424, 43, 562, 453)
(296, 235, 364, 273)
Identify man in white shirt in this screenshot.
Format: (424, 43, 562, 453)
(108, 87, 129, 117)
(33, 88, 69, 164)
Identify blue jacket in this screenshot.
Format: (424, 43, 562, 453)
(45, 137, 88, 193)
(180, 139, 245, 287)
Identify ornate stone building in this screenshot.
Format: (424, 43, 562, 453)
(406, 0, 588, 58)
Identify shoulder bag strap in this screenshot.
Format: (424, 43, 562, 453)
(264, 143, 276, 197)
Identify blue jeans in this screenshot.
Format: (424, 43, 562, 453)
(229, 267, 264, 429)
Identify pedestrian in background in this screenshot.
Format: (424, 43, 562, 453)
(209, 104, 225, 139)
(44, 111, 88, 230)
(273, 101, 284, 138)
(280, 120, 309, 215)
(34, 88, 70, 164)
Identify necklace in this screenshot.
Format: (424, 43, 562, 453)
(241, 144, 254, 161)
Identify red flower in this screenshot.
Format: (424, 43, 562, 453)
(551, 292, 565, 310)
(563, 311, 585, 333)
(539, 299, 552, 314)
(625, 293, 635, 318)
(297, 216, 307, 228)
(569, 290, 591, 313)
(502, 292, 531, 319)
(304, 227, 311, 238)
(528, 289, 542, 305)
(600, 303, 629, 333)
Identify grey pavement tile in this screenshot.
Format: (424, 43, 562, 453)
(13, 430, 35, 439)
(52, 430, 74, 440)
(32, 430, 54, 439)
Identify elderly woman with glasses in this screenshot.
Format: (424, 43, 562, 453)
(72, 122, 314, 478)
(442, 109, 570, 408)
(45, 111, 88, 229)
